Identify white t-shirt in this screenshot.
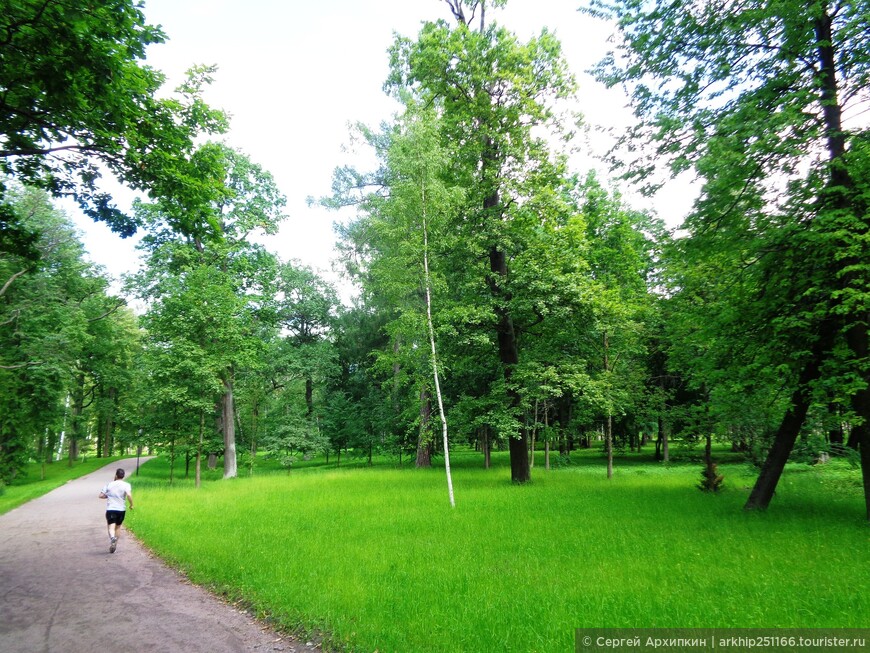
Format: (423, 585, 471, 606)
(102, 479, 132, 511)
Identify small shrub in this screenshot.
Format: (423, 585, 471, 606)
(698, 460, 725, 492)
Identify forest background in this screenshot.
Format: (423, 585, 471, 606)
(1, 0, 869, 528)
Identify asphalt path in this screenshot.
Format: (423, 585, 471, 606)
(0, 458, 318, 653)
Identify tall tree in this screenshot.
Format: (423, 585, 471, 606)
(132, 143, 286, 479)
(589, 0, 870, 517)
(387, 0, 577, 483)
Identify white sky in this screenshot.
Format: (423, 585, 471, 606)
(71, 0, 695, 292)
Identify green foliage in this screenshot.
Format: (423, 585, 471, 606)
(0, 1, 227, 234)
(0, 187, 135, 479)
(698, 460, 725, 493)
(129, 144, 288, 476)
(589, 0, 870, 512)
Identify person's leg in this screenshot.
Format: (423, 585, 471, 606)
(106, 512, 120, 552)
(111, 512, 125, 552)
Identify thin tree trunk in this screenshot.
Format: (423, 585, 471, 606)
(416, 388, 432, 468)
(530, 399, 538, 469)
(606, 413, 613, 479)
(222, 371, 238, 479)
(845, 320, 870, 521)
(419, 186, 455, 506)
(68, 373, 85, 466)
(196, 407, 204, 488)
(544, 402, 551, 470)
(604, 330, 613, 479)
(169, 434, 175, 485)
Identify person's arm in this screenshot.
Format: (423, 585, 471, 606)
(99, 485, 108, 499)
(126, 490, 134, 510)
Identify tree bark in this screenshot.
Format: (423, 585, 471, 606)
(489, 245, 530, 483)
(196, 408, 204, 488)
(557, 394, 570, 456)
(67, 373, 85, 466)
(221, 371, 238, 479)
(529, 400, 538, 469)
(305, 377, 314, 417)
(845, 320, 870, 521)
(604, 331, 613, 479)
(745, 335, 829, 511)
(814, 6, 870, 520)
(544, 403, 551, 470)
(416, 388, 433, 468)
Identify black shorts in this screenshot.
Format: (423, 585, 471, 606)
(106, 510, 126, 526)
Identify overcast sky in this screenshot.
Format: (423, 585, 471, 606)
(71, 0, 694, 291)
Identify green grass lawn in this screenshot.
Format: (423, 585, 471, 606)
(0, 455, 124, 515)
(124, 448, 869, 653)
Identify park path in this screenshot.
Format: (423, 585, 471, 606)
(0, 458, 318, 653)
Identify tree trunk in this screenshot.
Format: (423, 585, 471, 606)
(250, 401, 260, 458)
(827, 402, 844, 449)
(169, 435, 175, 485)
(68, 373, 85, 466)
(483, 426, 491, 469)
(416, 388, 432, 468)
(814, 7, 869, 520)
(422, 195, 456, 507)
(557, 394, 570, 456)
(305, 377, 314, 417)
(544, 404, 551, 470)
(489, 245, 530, 483)
(603, 330, 615, 478)
(606, 413, 613, 479)
(508, 428, 530, 484)
(221, 371, 238, 479)
(196, 408, 204, 488)
(745, 336, 828, 511)
(530, 400, 537, 469)
(845, 320, 870, 521)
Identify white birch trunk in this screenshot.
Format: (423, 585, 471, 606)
(421, 180, 454, 508)
(222, 374, 238, 479)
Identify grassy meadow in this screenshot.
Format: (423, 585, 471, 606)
(0, 455, 124, 515)
(123, 447, 870, 653)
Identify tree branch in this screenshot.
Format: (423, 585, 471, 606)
(0, 269, 28, 297)
(0, 360, 43, 370)
(87, 299, 126, 322)
(0, 143, 95, 158)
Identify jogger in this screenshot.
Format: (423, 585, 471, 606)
(99, 468, 134, 553)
